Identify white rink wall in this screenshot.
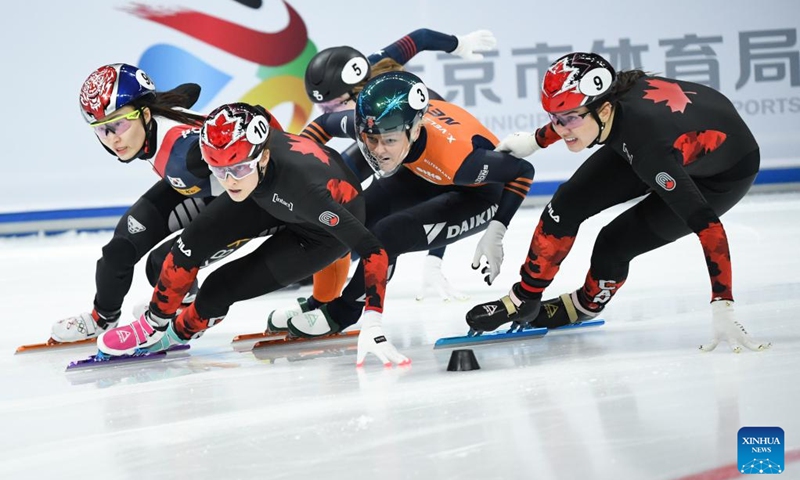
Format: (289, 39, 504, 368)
(1, 0, 798, 231)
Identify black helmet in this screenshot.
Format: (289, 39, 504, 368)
(304, 46, 370, 103)
(354, 71, 430, 177)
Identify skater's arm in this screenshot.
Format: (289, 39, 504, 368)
(454, 148, 535, 226)
(300, 111, 356, 144)
(297, 187, 388, 313)
(633, 148, 734, 302)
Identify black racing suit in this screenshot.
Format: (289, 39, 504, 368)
(318, 100, 537, 330)
(146, 131, 388, 339)
(93, 115, 216, 322)
(520, 76, 759, 311)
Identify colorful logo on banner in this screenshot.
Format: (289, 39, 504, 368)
(122, 0, 315, 133)
(738, 426, 785, 474)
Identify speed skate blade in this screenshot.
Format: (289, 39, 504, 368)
(16, 337, 97, 354)
(252, 330, 360, 350)
(231, 332, 287, 343)
(433, 319, 604, 350)
(65, 344, 191, 371)
(551, 318, 605, 330)
(434, 327, 548, 349)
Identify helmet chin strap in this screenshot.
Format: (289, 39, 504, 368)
(586, 107, 606, 149)
(256, 148, 270, 184)
(257, 163, 267, 183)
(122, 108, 155, 162)
(404, 126, 415, 144)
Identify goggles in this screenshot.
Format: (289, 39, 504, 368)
(91, 109, 142, 138)
(208, 158, 260, 181)
(548, 110, 591, 129)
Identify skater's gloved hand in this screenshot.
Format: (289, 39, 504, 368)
(494, 132, 540, 158)
(452, 30, 497, 60)
(699, 300, 771, 353)
(472, 220, 507, 286)
(356, 310, 410, 367)
(416, 255, 470, 302)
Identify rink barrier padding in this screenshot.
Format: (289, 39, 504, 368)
(2, 167, 799, 237)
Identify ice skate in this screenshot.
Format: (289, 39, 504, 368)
(465, 283, 541, 333)
(51, 310, 118, 343)
(286, 306, 340, 338)
(266, 297, 310, 333)
(140, 322, 189, 353)
(97, 310, 171, 356)
(533, 290, 601, 329)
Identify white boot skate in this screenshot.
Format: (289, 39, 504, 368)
(286, 306, 340, 338)
(51, 311, 118, 343)
(266, 298, 310, 333)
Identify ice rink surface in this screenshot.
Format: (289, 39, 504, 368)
(1, 192, 798, 480)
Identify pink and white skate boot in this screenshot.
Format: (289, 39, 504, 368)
(97, 310, 171, 356)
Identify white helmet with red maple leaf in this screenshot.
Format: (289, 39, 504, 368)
(541, 52, 616, 113)
(200, 103, 283, 167)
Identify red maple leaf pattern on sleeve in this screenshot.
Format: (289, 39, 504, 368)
(288, 135, 329, 164)
(673, 130, 727, 165)
(643, 79, 696, 113)
(519, 219, 577, 295)
(697, 221, 733, 301)
(535, 123, 562, 148)
(151, 253, 199, 316)
(327, 179, 358, 203)
(362, 249, 388, 313)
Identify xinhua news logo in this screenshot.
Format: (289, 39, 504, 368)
(738, 427, 785, 474)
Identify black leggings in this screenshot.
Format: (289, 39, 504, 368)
(328, 167, 502, 329)
(93, 180, 212, 316)
(531, 147, 759, 306)
(166, 194, 360, 321)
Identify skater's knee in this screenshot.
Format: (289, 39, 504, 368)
(193, 279, 232, 319)
(145, 241, 175, 286)
(540, 198, 581, 235)
(592, 227, 629, 268)
(145, 252, 162, 287)
(101, 236, 141, 268)
(593, 220, 669, 269)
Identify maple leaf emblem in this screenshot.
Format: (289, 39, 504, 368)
(543, 57, 578, 97)
(288, 136, 329, 164)
(642, 79, 695, 113)
(204, 110, 245, 148)
(327, 179, 358, 203)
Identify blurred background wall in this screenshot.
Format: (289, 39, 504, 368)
(1, 0, 798, 234)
